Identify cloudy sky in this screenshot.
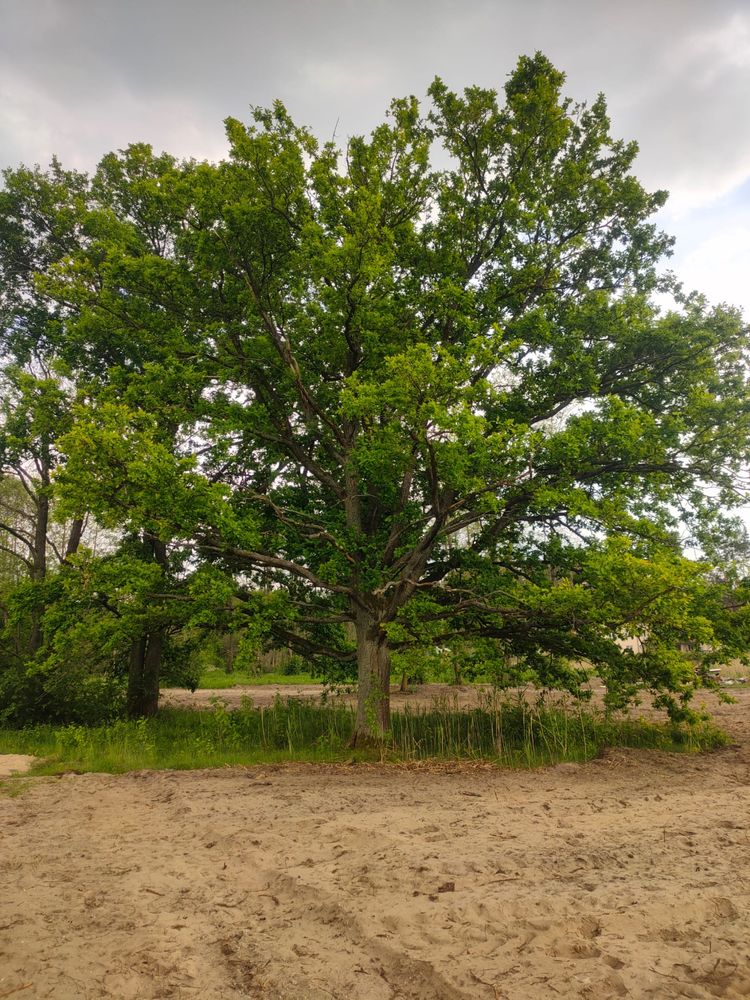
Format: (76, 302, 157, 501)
(1, 0, 749, 315)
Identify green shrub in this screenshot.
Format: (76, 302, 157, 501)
(0, 656, 126, 726)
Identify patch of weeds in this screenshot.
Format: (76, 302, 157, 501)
(0, 778, 31, 798)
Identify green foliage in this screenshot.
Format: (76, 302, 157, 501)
(3, 54, 750, 730)
(0, 548, 178, 724)
(0, 601, 126, 726)
(0, 475, 32, 587)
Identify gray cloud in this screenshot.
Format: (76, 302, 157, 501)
(1, 0, 749, 310)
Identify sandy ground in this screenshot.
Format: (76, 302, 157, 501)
(160, 681, 601, 712)
(1, 689, 749, 999)
(0, 755, 36, 778)
(160, 679, 749, 714)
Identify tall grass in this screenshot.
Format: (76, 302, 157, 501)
(194, 670, 317, 689)
(0, 693, 727, 776)
(392, 699, 722, 765)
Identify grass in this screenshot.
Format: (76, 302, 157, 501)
(0, 694, 729, 776)
(0, 778, 30, 798)
(193, 670, 318, 689)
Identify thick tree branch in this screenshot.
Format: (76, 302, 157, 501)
(269, 624, 355, 663)
(0, 540, 32, 569)
(0, 520, 36, 553)
(200, 539, 366, 608)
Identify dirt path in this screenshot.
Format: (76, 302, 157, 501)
(1, 690, 749, 999)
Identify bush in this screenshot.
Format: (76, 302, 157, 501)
(0, 656, 125, 726)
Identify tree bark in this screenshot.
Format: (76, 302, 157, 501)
(126, 533, 167, 718)
(31, 492, 49, 582)
(127, 637, 147, 717)
(142, 630, 163, 717)
(126, 633, 162, 718)
(352, 606, 391, 743)
(64, 517, 84, 558)
(28, 489, 49, 654)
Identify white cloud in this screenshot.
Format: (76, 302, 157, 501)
(675, 226, 750, 314)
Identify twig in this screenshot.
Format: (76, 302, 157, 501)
(470, 974, 505, 999)
(0, 985, 33, 999)
(649, 967, 688, 982)
(469, 971, 495, 986)
(309, 981, 337, 998)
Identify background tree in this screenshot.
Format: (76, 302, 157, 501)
(0, 474, 36, 588)
(0, 162, 93, 657)
(31, 146, 209, 715)
(41, 53, 750, 739)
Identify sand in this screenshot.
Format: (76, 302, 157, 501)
(1, 688, 749, 999)
(0, 755, 36, 778)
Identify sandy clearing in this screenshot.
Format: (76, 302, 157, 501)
(0, 754, 36, 777)
(160, 679, 749, 715)
(159, 681, 603, 712)
(1, 690, 749, 999)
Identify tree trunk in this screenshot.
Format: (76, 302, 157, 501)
(32, 492, 49, 581)
(126, 633, 162, 718)
(126, 533, 167, 718)
(64, 517, 84, 558)
(142, 630, 163, 716)
(28, 490, 49, 654)
(352, 607, 391, 744)
(127, 637, 147, 718)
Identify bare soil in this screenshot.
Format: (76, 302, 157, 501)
(1, 687, 749, 999)
(0, 754, 36, 778)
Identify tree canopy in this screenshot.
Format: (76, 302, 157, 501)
(2, 53, 750, 735)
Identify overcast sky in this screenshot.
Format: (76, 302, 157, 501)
(1, 0, 749, 315)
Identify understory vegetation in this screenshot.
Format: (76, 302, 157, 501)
(0, 695, 727, 776)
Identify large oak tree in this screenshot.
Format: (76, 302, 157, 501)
(43, 54, 750, 737)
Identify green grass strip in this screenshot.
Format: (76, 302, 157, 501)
(194, 671, 318, 689)
(0, 697, 728, 777)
